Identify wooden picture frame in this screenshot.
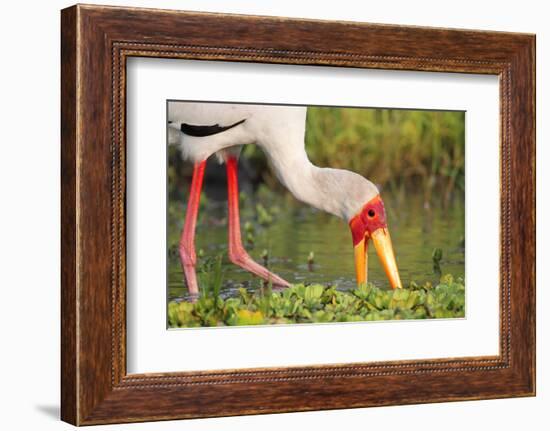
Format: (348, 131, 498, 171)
(61, 4, 535, 425)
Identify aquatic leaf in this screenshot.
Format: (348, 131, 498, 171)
(168, 302, 179, 325)
(440, 274, 454, 285)
(365, 312, 380, 321)
(391, 288, 410, 308)
(405, 291, 420, 309)
(414, 307, 428, 319)
(303, 284, 324, 308)
(321, 286, 338, 304)
(352, 283, 372, 300)
(168, 274, 465, 327)
(312, 310, 335, 323)
(238, 287, 251, 304)
(291, 298, 303, 315)
(299, 308, 312, 320)
(292, 284, 306, 300)
(230, 310, 266, 326)
(373, 294, 385, 310)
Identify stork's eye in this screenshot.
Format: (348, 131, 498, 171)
(368, 209, 376, 218)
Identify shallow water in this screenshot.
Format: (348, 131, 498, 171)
(167, 188, 465, 301)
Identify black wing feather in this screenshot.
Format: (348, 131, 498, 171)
(180, 119, 246, 137)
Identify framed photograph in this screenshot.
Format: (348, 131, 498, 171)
(61, 4, 535, 425)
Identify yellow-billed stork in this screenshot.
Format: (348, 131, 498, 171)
(168, 102, 402, 296)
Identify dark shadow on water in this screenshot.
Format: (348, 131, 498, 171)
(35, 404, 59, 420)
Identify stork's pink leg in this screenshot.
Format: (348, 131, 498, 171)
(179, 160, 206, 296)
(226, 157, 290, 288)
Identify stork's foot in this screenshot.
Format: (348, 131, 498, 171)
(179, 244, 200, 299)
(182, 266, 199, 302)
(182, 262, 198, 298)
(229, 245, 290, 288)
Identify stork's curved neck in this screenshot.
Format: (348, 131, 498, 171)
(261, 142, 356, 220)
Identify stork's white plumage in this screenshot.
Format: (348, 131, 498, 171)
(169, 102, 402, 296)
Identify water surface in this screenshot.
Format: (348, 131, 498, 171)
(167, 184, 464, 301)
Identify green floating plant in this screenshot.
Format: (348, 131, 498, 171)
(168, 274, 465, 328)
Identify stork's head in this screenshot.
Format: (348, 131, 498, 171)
(347, 188, 403, 290)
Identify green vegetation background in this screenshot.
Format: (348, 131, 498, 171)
(169, 107, 465, 200)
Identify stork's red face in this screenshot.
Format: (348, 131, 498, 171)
(349, 195, 402, 289)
